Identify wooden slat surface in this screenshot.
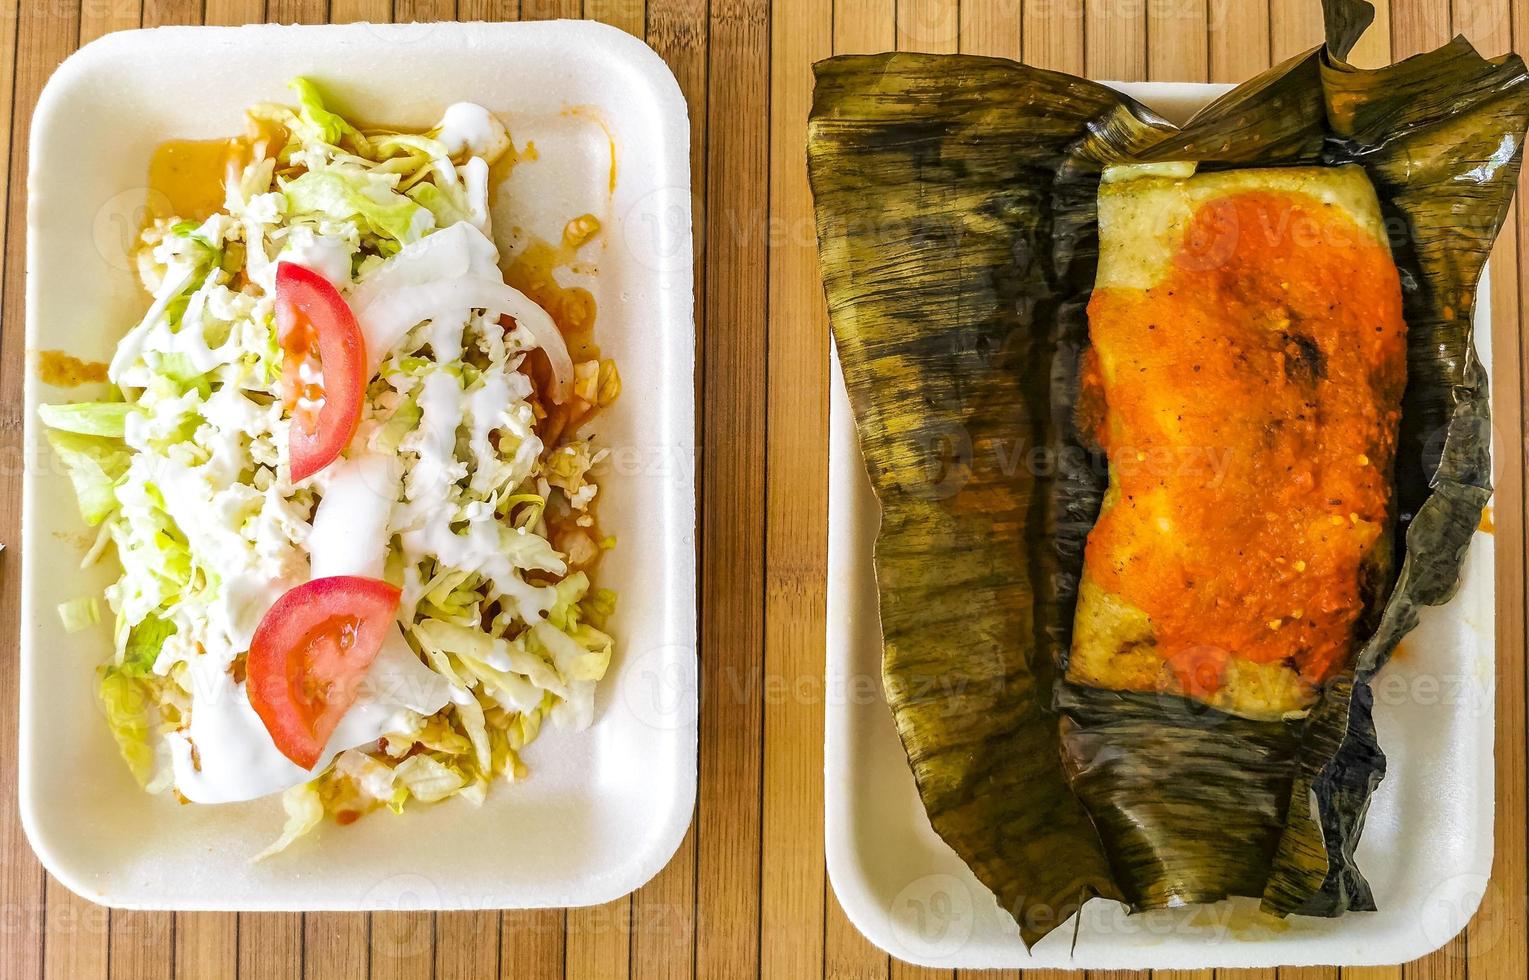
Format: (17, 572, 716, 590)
(763, 4, 831, 980)
(0, 1, 1524, 978)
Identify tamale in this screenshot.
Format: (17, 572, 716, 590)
(1071, 164, 1406, 721)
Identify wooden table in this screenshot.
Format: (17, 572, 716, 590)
(0, 0, 1522, 977)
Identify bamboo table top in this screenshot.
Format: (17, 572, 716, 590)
(0, 0, 1523, 978)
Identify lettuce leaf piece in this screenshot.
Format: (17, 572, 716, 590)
(406, 181, 472, 229)
(121, 615, 176, 676)
(288, 78, 360, 148)
(584, 588, 617, 628)
(282, 169, 432, 245)
(152, 352, 213, 393)
(455, 696, 493, 773)
(38, 401, 134, 438)
(169, 220, 218, 249)
(57, 596, 100, 634)
(546, 572, 589, 631)
(372, 394, 421, 454)
(98, 667, 156, 788)
(533, 621, 612, 685)
(249, 78, 368, 159)
(372, 132, 451, 162)
(458, 778, 489, 806)
(255, 781, 325, 861)
(506, 707, 543, 753)
(532, 620, 612, 731)
(335, 748, 398, 802)
(105, 476, 195, 630)
(410, 713, 474, 757)
(44, 430, 130, 525)
(393, 755, 467, 803)
(550, 681, 597, 732)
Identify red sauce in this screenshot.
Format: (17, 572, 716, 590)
(1083, 190, 1407, 695)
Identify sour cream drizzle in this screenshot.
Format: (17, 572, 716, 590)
(394, 370, 564, 624)
(435, 102, 512, 163)
(170, 447, 453, 804)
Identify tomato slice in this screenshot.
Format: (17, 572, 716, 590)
(275, 262, 366, 482)
(246, 576, 401, 769)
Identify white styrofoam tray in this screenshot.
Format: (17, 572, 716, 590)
(825, 82, 1497, 971)
(22, 21, 697, 911)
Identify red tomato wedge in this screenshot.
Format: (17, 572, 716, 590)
(275, 262, 366, 482)
(246, 576, 401, 770)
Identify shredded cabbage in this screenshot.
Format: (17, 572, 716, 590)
(40, 77, 618, 853)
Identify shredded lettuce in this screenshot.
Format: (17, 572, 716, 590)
(335, 748, 397, 801)
(410, 713, 475, 757)
(536, 622, 613, 684)
(548, 572, 589, 630)
(587, 588, 617, 625)
(169, 220, 218, 249)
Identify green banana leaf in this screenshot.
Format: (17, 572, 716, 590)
(808, 0, 1526, 946)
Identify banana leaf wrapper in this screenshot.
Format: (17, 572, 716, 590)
(808, 0, 1526, 945)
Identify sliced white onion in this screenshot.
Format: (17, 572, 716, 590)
(506, 295, 575, 405)
(349, 221, 500, 312)
(355, 276, 573, 402)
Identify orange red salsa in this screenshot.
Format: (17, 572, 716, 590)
(1082, 190, 1406, 696)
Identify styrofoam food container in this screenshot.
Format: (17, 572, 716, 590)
(825, 82, 1496, 970)
(22, 21, 697, 911)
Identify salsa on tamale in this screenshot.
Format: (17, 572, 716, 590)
(1071, 164, 1407, 720)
